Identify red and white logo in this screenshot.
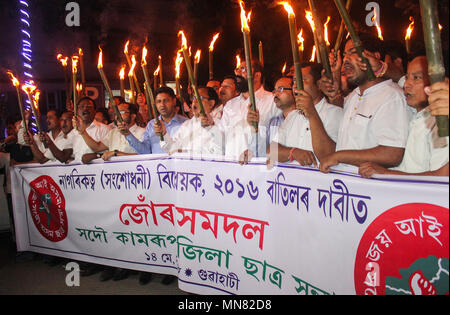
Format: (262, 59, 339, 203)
(354, 203, 449, 295)
(28, 176, 68, 242)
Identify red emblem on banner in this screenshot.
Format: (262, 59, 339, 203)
(354, 203, 449, 295)
(28, 175, 68, 242)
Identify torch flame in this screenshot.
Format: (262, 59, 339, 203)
(76, 83, 82, 92)
(310, 45, 316, 62)
(21, 81, 36, 95)
(33, 90, 40, 110)
(78, 48, 83, 56)
(119, 65, 126, 80)
(282, 62, 287, 75)
(97, 46, 103, 68)
(239, 1, 251, 32)
(194, 50, 201, 63)
(236, 55, 241, 69)
(405, 16, 414, 40)
(297, 29, 304, 51)
(175, 51, 183, 79)
(372, 7, 384, 40)
(124, 40, 130, 54)
(178, 30, 188, 50)
(129, 55, 136, 77)
(324, 16, 331, 46)
(305, 10, 315, 31)
(72, 55, 79, 73)
(57, 54, 68, 67)
(279, 2, 295, 17)
(7, 71, 20, 87)
(142, 46, 148, 66)
(154, 65, 160, 76)
(209, 33, 220, 52)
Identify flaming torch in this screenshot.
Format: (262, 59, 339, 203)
(420, 0, 448, 137)
(372, 7, 384, 41)
(97, 47, 122, 123)
(305, 10, 320, 63)
(141, 46, 162, 135)
(239, 1, 257, 131)
(21, 82, 42, 133)
(194, 49, 201, 85)
(178, 30, 206, 116)
(7, 71, 26, 130)
(279, 2, 304, 90)
(124, 40, 141, 94)
(405, 17, 414, 55)
(57, 54, 70, 104)
(153, 65, 160, 91)
(128, 55, 137, 103)
(297, 29, 304, 62)
(175, 50, 185, 115)
(119, 65, 126, 99)
(209, 33, 220, 80)
(324, 16, 331, 47)
(71, 56, 79, 115)
(236, 55, 241, 70)
(308, 0, 333, 80)
(78, 48, 86, 95)
(333, 0, 375, 81)
(158, 55, 164, 87)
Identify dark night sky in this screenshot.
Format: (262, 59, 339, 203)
(0, 0, 448, 119)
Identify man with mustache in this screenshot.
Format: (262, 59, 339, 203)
(267, 63, 343, 167)
(120, 87, 188, 154)
(319, 33, 412, 173)
(71, 97, 111, 162)
(358, 56, 449, 177)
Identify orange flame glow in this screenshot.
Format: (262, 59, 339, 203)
(279, 2, 295, 17)
(209, 33, 220, 51)
(76, 83, 82, 92)
(239, 1, 251, 32)
(97, 47, 103, 68)
(405, 17, 414, 40)
(324, 16, 331, 46)
(57, 54, 68, 67)
(175, 51, 183, 79)
(78, 48, 83, 56)
(194, 50, 201, 64)
(72, 55, 79, 73)
(119, 65, 126, 80)
(124, 40, 130, 54)
(305, 10, 315, 31)
(236, 55, 241, 69)
(178, 30, 188, 50)
(154, 65, 160, 76)
(142, 46, 148, 66)
(129, 55, 136, 77)
(372, 7, 383, 40)
(297, 29, 304, 51)
(21, 81, 37, 95)
(310, 45, 316, 62)
(7, 71, 20, 87)
(282, 62, 287, 75)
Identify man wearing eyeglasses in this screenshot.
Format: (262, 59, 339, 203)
(79, 102, 145, 163)
(267, 63, 343, 167)
(154, 86, 224, 156)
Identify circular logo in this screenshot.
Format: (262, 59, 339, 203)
(28, 175, 68, 242)
(354, 203, 448, 295)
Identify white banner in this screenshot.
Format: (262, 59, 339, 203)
(10, 154, 449, 295)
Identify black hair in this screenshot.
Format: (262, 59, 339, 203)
(155, 86, 176, 99)
(346, 32, 385, 59)
(300, 62, 323, 84)
(199, 86, 219, 108)
(77, 96, 97, 109)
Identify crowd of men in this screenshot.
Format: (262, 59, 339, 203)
(1, 31, 449, 286)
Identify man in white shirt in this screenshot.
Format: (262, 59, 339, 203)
(268, 63, 343, 166)
(81, 102, 146, 163)
(71, 97, 110, 162)
(319, 34, 412, 173)
(358, 56, 449, 177)
(24, 110, 73, 164)
(155, 86, 224, 156)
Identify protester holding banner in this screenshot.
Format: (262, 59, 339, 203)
(267, 63, 343, 167)
(121, 87, 188, 154)
(24, 110, 74, 164)
(81, 102, 145, 164)
(71, 97, 111, 162)
(359, 56, 449, 178)
(319, 33, 412, 173)
(155, 86, 224, 156)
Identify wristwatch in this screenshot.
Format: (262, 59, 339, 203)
(96, 153, 102, 158)
(114, 150, 118, 156)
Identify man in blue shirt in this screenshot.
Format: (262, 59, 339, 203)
(118, 87, 188, 154)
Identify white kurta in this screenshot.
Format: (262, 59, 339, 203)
(72, 120, 111, 161)
(34, 129, 75, 161)
(101, 124, 145, 153)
